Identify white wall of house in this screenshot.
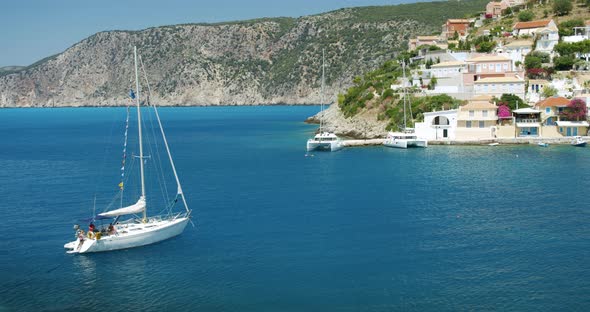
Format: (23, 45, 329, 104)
(415, 109, 458, 140)
(535, 30, 559, 54)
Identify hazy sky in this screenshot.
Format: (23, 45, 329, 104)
(0, 0, 428, 67)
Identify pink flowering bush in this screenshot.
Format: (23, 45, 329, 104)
(497, 104, 512, 119)
(560, 98, 588, 121)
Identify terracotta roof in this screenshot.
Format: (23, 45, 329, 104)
(514, 19, 552, 29)
(535, 96, 570, 108)
(448, 19, 469, 24)
(475, 76, 524, 83)
(467, 55, 512, 62)
(431, 61, 466, 68)
(586, 20, 590, 26)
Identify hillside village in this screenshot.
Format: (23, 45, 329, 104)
(336, 0, 590, 142)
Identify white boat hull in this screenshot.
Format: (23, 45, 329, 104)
(307, 140, 343, 152)
(384, 139, 428, 149)
(65, 217, 189, 254)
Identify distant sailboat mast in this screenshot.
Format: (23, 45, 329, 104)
(134, 46, 147, 221)
(319, 49, 326, 135)
(402, 61, 407, 131)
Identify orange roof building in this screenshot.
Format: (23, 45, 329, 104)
(442, 19, 470, 39)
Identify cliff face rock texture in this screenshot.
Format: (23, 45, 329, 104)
(0, 1, 487, 107)
(306, 104, 389, 139)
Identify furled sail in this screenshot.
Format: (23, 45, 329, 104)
(98, 196, 146, 218)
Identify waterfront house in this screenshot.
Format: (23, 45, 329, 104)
(534, 96, 589, 136)
(415, 109, 458, 140)
(513, 107, 542, 137)
(443, 19, 470, 39)
(535, 96, 569, 126)
(455, 96, 498, 140)
(513, 19, 557, 36)
(474, 76, 526, 99)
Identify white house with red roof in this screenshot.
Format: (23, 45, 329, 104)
(513, 19, 557, 36)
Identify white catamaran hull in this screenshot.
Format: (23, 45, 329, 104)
(307, 140, 343, 152)
(384, 139, 428, 149)
(65, 217, 189, 254)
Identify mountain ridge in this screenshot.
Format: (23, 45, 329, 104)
(0, 0, 488, 107)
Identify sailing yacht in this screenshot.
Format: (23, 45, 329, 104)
(64, 47, 191, 254)
(383, 61, 427, 149)
(307, 49, 343, 152)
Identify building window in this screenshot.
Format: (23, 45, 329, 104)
(476, 64, 481, 73)
(469, 110, 474, 117)
(496, 64, 501, 72)
(479, 121, 485, 128)
(482, 110, 488, 117)
(546, 107, 551, 114)
(466, 121, 472, 128)
(503, 63, 508, 71)
(483, 63, 487, 69)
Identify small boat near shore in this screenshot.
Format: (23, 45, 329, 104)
(538, 142, 549, 147)
(384, 130, 428, 149)
(307, 132, 344, 151)
(571, 136, 586, 147)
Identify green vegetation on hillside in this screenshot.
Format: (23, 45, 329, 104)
(337, 57, 463, 131)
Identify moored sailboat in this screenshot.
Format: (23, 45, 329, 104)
(307, 49, 343, 152)
(64, 47, 191, 254)
(383, 61, 427, 149)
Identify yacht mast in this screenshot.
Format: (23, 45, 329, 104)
(402, 61, 407, 130)
(134, 46, 147, 221)
(319, 49, 325, 134)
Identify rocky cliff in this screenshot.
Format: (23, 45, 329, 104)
(0, 1, 487, 107)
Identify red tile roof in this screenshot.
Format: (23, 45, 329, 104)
(535, 96, 570, 108)
(514, 19, 552, 29)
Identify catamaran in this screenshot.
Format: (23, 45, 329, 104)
(383, 61, 427, 149)
(64, 47, 191, 253)
(307, 49, 343, 152)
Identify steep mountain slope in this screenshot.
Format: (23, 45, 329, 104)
(0, 0, 487, 107)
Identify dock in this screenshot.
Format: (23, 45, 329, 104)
(342, 139, 386, 147)
(341, 137, 589, 147)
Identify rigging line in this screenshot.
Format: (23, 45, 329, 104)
(139, 56, 172, 203)
(138, 57, 171, 202)
(91, 107, 120, 216)
(146, 103, 170, 204)
(139, 54, 190, 214)
(145, 106, 170, 206)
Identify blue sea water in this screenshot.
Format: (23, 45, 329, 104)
(1, 105, 590, 311)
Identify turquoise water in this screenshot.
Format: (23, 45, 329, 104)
(1, 106, 590, 311)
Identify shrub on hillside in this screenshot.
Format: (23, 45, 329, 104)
(553, 0, 573, 16)
(518, 11, 534, 22)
